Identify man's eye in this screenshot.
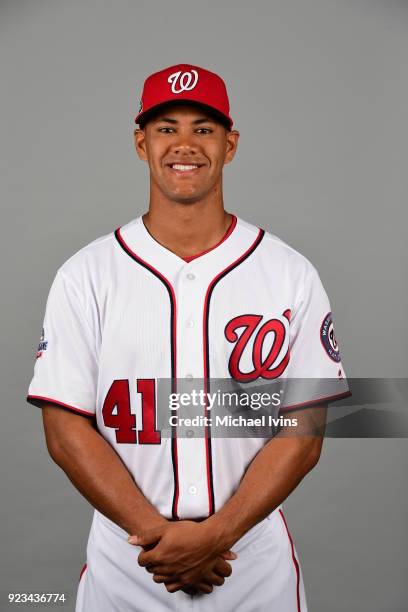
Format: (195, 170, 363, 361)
(197, 128, 212, 134)
(158, 127, 174, 133)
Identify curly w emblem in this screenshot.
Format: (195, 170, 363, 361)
(225, 310, 291, 382)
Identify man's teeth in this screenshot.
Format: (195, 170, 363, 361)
(171, 164, 199, 171)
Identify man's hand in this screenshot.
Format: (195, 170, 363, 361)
(128, 520, 237, 593)
(153, 550, 236, 594)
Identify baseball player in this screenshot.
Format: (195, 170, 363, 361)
(27, 63, 350, 611)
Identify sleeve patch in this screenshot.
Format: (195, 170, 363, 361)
(320, 312, 341, 362)
(36, 327, 48, 359)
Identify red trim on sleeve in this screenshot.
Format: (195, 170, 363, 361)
(26, 395, 96, 418)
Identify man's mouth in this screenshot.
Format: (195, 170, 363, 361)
(167, 163, 204, 173)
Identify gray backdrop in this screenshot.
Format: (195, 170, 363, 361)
(1, 0, 407, 610)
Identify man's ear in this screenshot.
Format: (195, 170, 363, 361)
(224, 129, 240, 165)
(134, 128, 148, 161)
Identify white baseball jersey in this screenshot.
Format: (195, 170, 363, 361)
(27, 214, 349, 612)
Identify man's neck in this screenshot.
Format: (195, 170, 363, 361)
(142, 199, 233, 261)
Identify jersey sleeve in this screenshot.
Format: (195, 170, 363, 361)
(280, 264, 350, 411)
(26, 270, 98, 417)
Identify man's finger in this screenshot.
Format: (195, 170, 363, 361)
(213, 558, 233, 577)
(143, 562, 172, 574)
(153, 574, 174, 584)
(165, 582, 214, 594)
(128, 524, 165, 547)
(137, 551, 159, 567)
(193, 582, 213, 594)
(165, 582, 184, 593)
(219, 550, 237, 561)
(205, 571, 225, 587)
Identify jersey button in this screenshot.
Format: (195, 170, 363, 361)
(186, 319, 194, 328)
(185, 373, 193, 380)
(186, 429, 194, 438)
(188, 485, 197, 495)
(186, 273, 196, 280)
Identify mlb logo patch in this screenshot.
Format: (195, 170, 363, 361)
(36, 327, 48, 358)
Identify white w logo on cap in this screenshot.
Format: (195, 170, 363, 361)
(168, 70, 199, 94)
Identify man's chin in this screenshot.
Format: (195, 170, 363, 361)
(167, 192, 207, 205)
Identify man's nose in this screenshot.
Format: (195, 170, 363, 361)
(171, 132, 197, 155)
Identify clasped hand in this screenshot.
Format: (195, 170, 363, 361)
(128, 520, 237, 595)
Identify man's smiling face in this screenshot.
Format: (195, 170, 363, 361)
(135, 104, 239, 204)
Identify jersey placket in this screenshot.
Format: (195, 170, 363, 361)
(170, 222, 266, 519)
(173, 263, 211, 519)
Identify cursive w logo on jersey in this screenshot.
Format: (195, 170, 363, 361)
(168, 69, 199, 94)
(225, 311, 291, 382)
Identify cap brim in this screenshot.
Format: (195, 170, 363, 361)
(136, 99, 233, 130)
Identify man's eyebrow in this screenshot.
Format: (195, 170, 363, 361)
(154, 116, 216, 125)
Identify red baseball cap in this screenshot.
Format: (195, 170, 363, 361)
(135, 63, 233, 129)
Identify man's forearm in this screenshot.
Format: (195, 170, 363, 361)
(206, 409, 325, 551)
(43, 406, 166, 535)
